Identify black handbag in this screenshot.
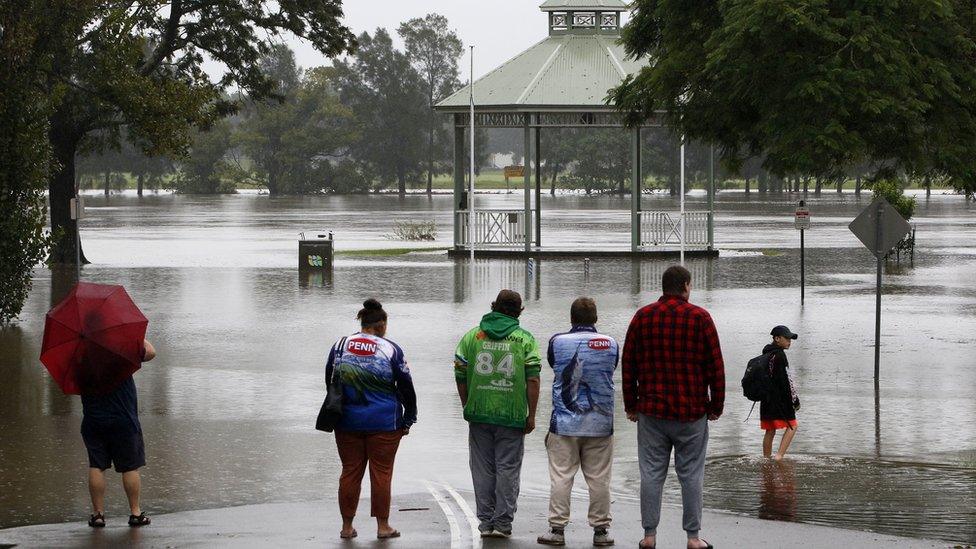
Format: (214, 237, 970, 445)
(316, 337, 347, 432)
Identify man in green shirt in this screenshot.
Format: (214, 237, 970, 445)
(455, 289, 542, 538)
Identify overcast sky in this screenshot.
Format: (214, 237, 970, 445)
(284, 0, 631, 80)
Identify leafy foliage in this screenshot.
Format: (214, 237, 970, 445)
(236, 47, 357, 195)
(44, 0, 357, 262)
(610, 0, 976, 194)
(386, 220, 438, 241)
(399, 14, 464, 193)
(0, 0, 60, 323)
(334, 30, 428, 194)
(173, 121, 237, 194)
(868, 179, 916, 220)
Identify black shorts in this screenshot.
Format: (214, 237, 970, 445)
(81, 417, 146, 473)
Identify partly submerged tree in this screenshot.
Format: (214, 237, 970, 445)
(335, 29, 427, 194)
(236, 47, 356, 195)
(398, 14, 464, 194)
(43, 0, 356, 264)
(610, 0, 976, 195)
(172, 121, 236, 194)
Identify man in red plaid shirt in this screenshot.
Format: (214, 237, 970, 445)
(622, 265, 725, 549)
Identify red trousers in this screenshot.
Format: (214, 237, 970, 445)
(335, 430, 403, 519)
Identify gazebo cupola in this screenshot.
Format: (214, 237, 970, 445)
(541, 0, 624, 36)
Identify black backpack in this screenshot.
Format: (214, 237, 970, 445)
(742, 351, 775, 402)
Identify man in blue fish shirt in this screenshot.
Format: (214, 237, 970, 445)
(538, 297, 618, 547)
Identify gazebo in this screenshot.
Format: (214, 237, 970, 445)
(435, 0, 717, 257)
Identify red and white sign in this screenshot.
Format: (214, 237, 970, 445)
(347, 338, 378, 356)
(588, 338, 612, 351)
(794, 208, 811, 230)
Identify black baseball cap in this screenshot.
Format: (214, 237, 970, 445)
(771, 325, 798, 340)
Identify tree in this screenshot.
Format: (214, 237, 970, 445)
(173, 121, 236, 194)
(335, 29, 427, 194)
(610, 0, 976, 195)
(398, 14, 464, 194)
(43, 0, 356, 264)
(0, 0, 61, 323)
(236, 47, 356, 195)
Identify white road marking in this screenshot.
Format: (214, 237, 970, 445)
(439, 481, 482, 548)
(424, 480, 461, 548)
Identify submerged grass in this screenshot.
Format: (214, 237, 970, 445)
(336, 247, 449, 257)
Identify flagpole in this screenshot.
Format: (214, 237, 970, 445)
(469, 45, 476, 265)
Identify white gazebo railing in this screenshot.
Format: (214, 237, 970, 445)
(640, 211, 711, 248)
(456, 209, 532, 247)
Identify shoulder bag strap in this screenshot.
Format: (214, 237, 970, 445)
(329, 336, 349, 386)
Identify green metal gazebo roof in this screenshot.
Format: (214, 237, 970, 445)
(538, 0, 628, 11)
(435, 1, 643, 113)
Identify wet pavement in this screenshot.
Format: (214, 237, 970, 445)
(1, 190, 974, 544)
(0, 489, 950, 548)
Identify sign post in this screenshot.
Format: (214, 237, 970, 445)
(503, 165, 524, 194)
(70, 186, 84, 281)
(848, 198, 912, 384)
(794, 201, 810, 303)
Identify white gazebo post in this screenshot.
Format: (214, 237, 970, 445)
(680, 135, 685, 265)
(468, 46, 476, 264)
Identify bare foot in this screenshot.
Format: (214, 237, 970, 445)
(688, 538, 712, 549)
(773, 453, 784, 461)
(340, 528, 357, 539)
(639, 534, 656, 548)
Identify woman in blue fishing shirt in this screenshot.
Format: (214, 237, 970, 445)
(326, 299, 417, 540)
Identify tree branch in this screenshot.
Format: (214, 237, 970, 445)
(140, 0, 184, 76)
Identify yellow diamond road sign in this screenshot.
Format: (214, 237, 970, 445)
(848, 198, 911, 258)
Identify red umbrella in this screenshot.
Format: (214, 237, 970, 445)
(40, 282, 148, 395)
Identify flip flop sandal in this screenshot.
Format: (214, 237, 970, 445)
(377, 530, 401, 539)
(128, 513, 151, 527)
(340, 529, 358, 539)
(693, 541, 714, 549)
(88, 513, 106, 528)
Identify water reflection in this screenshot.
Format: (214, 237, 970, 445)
(758, 460, 797, 521)
(700, 455, 976, 544)
(298, 269, 333, 289)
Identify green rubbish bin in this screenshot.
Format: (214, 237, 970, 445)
(299, 232, 334, 271)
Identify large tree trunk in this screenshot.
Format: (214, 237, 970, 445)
(267, 169, 279, 197)
(744, 177, 750, 194)
(103, 170, 110, 196)
(397, 163, 406, 196)
(855, 175, 862, 195)
(550, 167, 557, 196)
(137, 173, 144, 196)
(924, 174, 931, 197)
(48, 129, 88, 265)
(814, 177, 822, 195)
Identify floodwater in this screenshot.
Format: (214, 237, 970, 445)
(1, 189, 974, 543)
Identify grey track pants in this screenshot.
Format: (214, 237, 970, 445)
(637, 414, 709, 539)
(469, 422, 525, 530)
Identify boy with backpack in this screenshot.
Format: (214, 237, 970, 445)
(742, 326, 800, 460)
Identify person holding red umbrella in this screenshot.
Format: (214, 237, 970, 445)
(40, 282, 157, 528)
(79, 336, 156, 528)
